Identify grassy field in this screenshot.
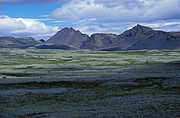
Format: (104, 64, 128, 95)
(0, 49, 179, 117)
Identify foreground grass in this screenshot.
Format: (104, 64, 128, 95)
(0, 49, 180, 117)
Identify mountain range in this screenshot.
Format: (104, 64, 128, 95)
(1, 24, 180, 51)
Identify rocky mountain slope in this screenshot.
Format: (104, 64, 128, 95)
(0, 37, 40, 48)
(46, 27, 89, 49)
(80, 33, 118, 50)
(121, 24, 180, 50)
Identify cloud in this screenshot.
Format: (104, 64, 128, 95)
(51, 0, 180, 22)
(145, 21, 180, 32)
(74, 22, 135, 36)
(0, 0, 70, 5)
(95, 0, 141, 8)
(0, 15, 59, 39)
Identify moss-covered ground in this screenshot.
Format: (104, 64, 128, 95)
(0, 49, 179, 117)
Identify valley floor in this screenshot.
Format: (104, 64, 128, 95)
(0, 49, 179, 117)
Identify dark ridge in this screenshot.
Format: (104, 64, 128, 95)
(39, 39, 46, 43)
(0, 81, 104, 90)
(35, 44, 77, 50)
(0, 77, 178, 92)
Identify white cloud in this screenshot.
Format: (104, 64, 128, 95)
(51, 0, 180, 22)
(75, 22, 136, 36)
(0, 15, 59, 39)
(51, 0, 105, 21)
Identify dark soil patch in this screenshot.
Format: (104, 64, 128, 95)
(0, 73, 33, 77)
(14, 112, 50, 118)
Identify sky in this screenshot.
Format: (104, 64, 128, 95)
(0, 0, 180, 40)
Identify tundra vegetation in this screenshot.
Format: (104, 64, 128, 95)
(0, 49, 179, 117)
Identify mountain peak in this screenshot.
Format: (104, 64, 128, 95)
(132, 24, 153, 31)
(46, 27, 89, 48)
(59, 27, 83, 34)
(61, 27, 76, 31)
(120, 24, 154, 38)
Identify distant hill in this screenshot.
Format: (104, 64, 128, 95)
(46, 27, 89, 49)
(0, 36, 40, 48)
